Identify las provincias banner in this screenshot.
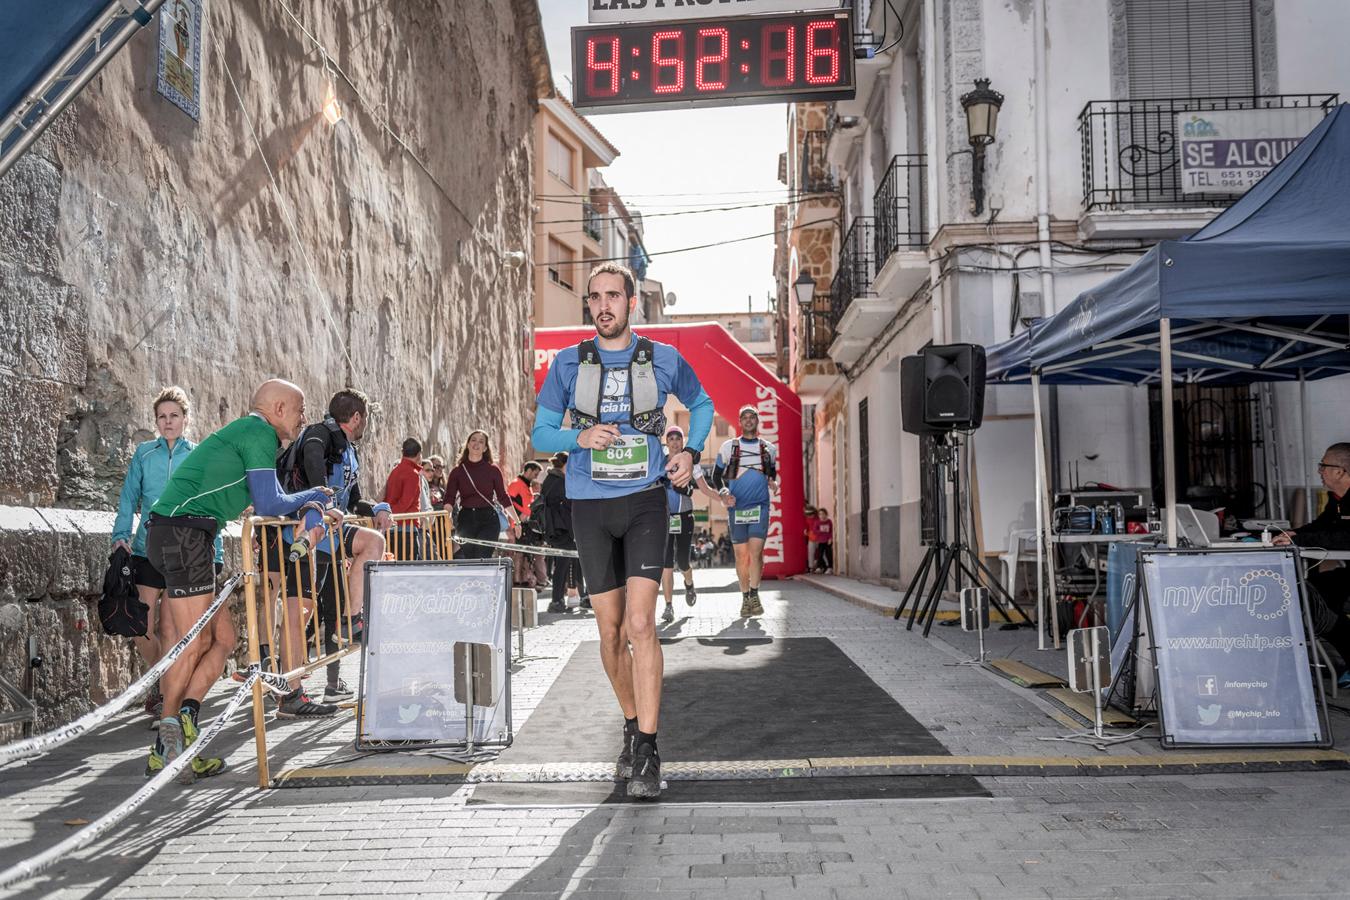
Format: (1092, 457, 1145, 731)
(533, 323, 807, 579)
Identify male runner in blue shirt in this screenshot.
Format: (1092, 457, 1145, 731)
(712, 405, 779, 617)
(533, 263, 714, 800)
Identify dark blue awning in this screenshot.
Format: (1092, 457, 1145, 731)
(986, 102, 1350, 386)
(0, 2, 109, 125)
(0, 1, 159, 176)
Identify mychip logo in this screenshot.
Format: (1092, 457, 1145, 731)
(1160, 568, 1291, 620)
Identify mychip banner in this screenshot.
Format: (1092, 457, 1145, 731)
(1176, 107, 1323, 195)
(358, 559, 512, 749)
(1140, 548, 1328, 748)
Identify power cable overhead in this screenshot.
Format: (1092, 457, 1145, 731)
(534, 216, 839, 266)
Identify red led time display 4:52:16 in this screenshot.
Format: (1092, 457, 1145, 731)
(571, 10, 854, 111)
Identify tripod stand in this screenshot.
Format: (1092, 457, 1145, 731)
(893, 433, 1034, 636)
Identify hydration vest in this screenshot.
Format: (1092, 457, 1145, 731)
(727, 439, 777, 482)
(570, 336, 666, 436)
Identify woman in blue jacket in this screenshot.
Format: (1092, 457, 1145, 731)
(112, 387, 223, 709)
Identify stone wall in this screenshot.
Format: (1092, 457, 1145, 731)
(0, 0, 549, 735)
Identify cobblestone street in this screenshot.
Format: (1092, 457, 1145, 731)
(4, 570, 1350, 899)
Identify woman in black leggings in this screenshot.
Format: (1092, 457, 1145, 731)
(444, 429, 518, 559)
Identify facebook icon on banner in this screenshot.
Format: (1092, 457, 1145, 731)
(1198, 675, 1218, 696)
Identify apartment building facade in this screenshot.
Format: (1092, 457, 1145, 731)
(777, 0, 1350, 584)
(533, 95, 619, 328)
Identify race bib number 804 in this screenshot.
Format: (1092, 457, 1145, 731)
(591, 434, 651, 482)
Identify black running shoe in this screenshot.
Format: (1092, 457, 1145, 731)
(546, 601, 567, 614)
(616, 720, 637, 779)
(748, 588, 764, 616)
(580, 597, 592, 610)
(683, 583, 697, 607)
(627, 741, 661, 800)
(276, 691, 338, 719)
(324, 679, 353, 702)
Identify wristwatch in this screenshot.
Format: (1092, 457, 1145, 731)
(680, 447, 701, 465)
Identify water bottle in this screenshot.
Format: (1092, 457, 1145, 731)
(1114, 503, 1126, 534)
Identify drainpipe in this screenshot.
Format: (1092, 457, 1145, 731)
(1033, 0, 1054, 315)
(923, 0, 944, 343)
(1033, 0, 1060, 494)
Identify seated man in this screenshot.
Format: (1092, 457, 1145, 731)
(1275, 442, 1350, 683)
(274, 389, 390, 707)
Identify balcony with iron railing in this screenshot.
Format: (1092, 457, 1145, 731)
(798, 129, 835, 194)
(873, 154, 927, 267)
(791, 299, 841, 402)
(582, 201, 603, 243)
(829, 216, 876, 329)
(801, 306, 834, 361)
(1078, 93, 1337, 213)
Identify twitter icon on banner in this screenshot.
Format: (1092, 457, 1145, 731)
(398, 703, 423, 724)
(1198, 703, 1222, 726)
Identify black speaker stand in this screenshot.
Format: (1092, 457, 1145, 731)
(892, 434, 1034, 636)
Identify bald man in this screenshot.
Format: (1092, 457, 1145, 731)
(143, 379, 336, 783)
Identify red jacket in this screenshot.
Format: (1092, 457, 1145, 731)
(507, 477, 535, 518)
(384, 456, 425, 514)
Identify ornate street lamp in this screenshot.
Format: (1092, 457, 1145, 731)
(793, 270, 816, 310)
(959, 78, 1004, 216)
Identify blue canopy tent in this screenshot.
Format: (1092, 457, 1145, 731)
(0, 1, 164, 179)
(985, 102, 1350, 646)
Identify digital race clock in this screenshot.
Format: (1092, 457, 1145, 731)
(571, 10, 855, 114)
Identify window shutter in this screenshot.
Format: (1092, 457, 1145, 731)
(1125, 0, 1255, 97)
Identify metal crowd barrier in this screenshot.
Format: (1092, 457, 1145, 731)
(242, 509, 454, 787)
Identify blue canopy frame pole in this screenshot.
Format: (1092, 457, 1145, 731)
(1031, 372, 1061, 650)
(1032, 372, 1047, 651)
(1300, 369, 1313, 524)
(1161, 318, 1178, 548)
(0, 0, 164, 181)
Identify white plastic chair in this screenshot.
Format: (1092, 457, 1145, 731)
(998, 528, 1036, 599)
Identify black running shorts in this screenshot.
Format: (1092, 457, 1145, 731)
(145, 515, 218, 599)
(130, 554, 166, 590)
(571, 486, 668, 595)
(663, 510, 695, 571)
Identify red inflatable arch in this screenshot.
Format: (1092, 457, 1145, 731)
(533, 324, 806, 579)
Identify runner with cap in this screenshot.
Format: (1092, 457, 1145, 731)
(533, 262, 714, 801)
(659, 424, 720, 624)
(712, 405, 779, 617)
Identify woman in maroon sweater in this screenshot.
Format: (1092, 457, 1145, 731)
(444, 429, 519, 559)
